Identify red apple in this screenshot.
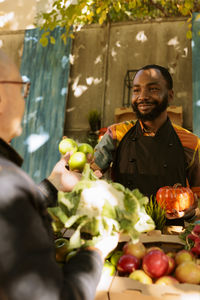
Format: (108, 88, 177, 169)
(123, 241, 146, 259)
(146, 246, 164, 253)
(155, 276, 179, 285)
(117, 254, 140, 275)
(129, 269, 153, 284)
(175, 249, 194, 265)
(142, 249, 169, 278)
(166, 255, 176, 275)
(175, 261, 200, 284)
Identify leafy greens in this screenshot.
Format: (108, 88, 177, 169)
(48, 164, 155, 250)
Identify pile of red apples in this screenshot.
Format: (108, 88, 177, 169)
(115, 240, 200, 285)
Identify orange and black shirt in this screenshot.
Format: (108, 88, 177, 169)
(94, 119, 200, 198)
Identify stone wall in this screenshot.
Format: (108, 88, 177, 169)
(0, 17, 193, 142)
(64, 18, 192, 141)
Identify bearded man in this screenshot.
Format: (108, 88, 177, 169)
(91, 65, 200, 223)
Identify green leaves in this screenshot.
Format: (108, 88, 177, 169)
(39, 31, 50, 47)
(145, 195, 166, 232)
(36, 0, 200, 46)
(47, 163, 155, 251)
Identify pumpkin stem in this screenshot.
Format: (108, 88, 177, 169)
(173, 183, 182, 188)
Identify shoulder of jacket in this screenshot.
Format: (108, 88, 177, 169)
(108, 120, 136, 142)
(172, 123, 200, 150)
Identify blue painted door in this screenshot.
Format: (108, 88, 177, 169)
(12, 27, 72, 183)
(192, 13, 200, 137)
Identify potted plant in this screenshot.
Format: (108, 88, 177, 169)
(87, 110, 101, 132)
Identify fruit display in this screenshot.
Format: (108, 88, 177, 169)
(58, 137, 94, 171)
(104, 237, 200, 285)
(156, 184, 195, 214)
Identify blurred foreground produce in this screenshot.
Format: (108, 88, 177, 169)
(48, 164, 155, 258)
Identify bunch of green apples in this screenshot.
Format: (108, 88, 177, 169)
(58, 137, 94, 171)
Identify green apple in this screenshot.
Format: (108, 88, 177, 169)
(175, 249, 194, 265)
(54, 238, 70, 263)
(68, 151, 87, 171)
(78, 143, 94, 156)
(123, 241, 146, 259)
(110, 250, 123, 267)
(175, 261, 200, 284)
(59, 138, 78, 155)
(129, 269, 153, 284)
(102, 260, 116, 276)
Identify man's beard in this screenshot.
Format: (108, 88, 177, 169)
(132, 94, 169, 122)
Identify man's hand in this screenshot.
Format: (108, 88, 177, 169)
(48, 153, 82, 192)
(90, 161, 103, 178)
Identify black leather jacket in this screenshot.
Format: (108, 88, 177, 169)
(0, 139, 102, 300)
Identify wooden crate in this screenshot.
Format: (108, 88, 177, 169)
(115, 106, 183, 126)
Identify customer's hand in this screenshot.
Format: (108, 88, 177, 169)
(87, 233, 119, 261)
(48, 153, 82, 192)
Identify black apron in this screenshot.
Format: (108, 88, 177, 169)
(112, 119, 187, 198)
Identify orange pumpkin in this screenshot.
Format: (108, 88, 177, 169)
(156, 184, 195, 213)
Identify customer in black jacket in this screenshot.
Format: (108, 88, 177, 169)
(0, 49, 118, 300)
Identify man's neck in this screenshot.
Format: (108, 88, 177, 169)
(141, 112, 168, 134)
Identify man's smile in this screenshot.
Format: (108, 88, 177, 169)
(137, 102, 155, 111)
